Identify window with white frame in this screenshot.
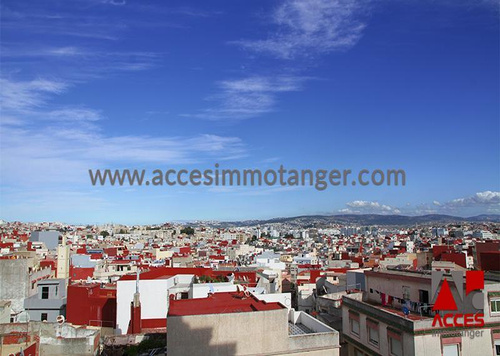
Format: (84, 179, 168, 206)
(443, 344, 460, 356)
(495, 340, 500, 356)
(368, 325, 379, 346)
(402, 285, 410, 300)
(491, 299, 500, 314)
(349, 311, 360, 336)
(351, 317, 360, 336)
(366, 319, 379, 347)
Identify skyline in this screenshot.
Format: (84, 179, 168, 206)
(1, 0, 499, 224)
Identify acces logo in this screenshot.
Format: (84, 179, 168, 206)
(431, 270, 484, 328)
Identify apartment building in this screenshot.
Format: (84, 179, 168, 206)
(341, 270, 500, 356)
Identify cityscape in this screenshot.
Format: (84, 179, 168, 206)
(0, 216, 499, 355)
(1, 0, 499, 355)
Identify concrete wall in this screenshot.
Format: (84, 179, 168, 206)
(30, 231, 60, 250)
(0, 259, 30, 314)
(0, 302, 11, 323)
(0, 259, 51, 317)
(0, 322, 100, 355)
(297, 283, 315, 312)
(71, 254, 97, 268)
(167, 308, 339, 356)
(346, 271, 365, 291)
(167, 309, 290, 355)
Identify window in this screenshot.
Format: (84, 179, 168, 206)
(419, 289, 429, 304)
(402, 286, 410, 300)
(349, 310, 360, 336)
(351, 318, 360, 336)
(443, 344, 459, 356)
(491, 299, 500, 313)
(41, 286, 49, 299)
(389, 336, 402, 356)
(368, 325, 379, 346)
(495, 340, 500, 356)
(41, 313, 48, 321)
(366, 319, 379, 347)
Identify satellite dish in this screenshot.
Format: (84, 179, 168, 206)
(57, 315, 65, 324)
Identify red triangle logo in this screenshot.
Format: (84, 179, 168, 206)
(433, 279, 457, 311)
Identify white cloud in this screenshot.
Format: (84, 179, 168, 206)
(46, 46, 83, 56)
(341, 200, 401, 214)
(187, 75, 308, 120)
(232, 0, 367, 59)
(218, 76, 305, 93)
(339, 191, 500, 216)
(446, 191, 500, 208)
(2, 47, 161, 78)
(47, 108, 102, 123)
(0, 78, 69, 111)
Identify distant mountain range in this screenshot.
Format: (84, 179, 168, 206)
(207, 214, 500, 227)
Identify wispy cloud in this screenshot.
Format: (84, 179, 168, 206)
(0, 78, 247, 188)
(187, 0, 367, 121)
(186, 75, 308, 120)
(232, 0, 367, 59)
(0, 78, 69, 112)
(167, 7, 223, 18)
(0, 8, 124, 40)
(2, 46, 161, 78)
(99, 0, 127, 6)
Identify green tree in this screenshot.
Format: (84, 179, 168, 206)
(180, 227, 195, 235)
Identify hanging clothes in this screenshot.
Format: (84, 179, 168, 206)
(381, 292, 386, 306)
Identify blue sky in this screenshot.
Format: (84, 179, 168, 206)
(0, 0, 499, 224)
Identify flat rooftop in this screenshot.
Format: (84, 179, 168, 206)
(168, 292, 285, 316)
(288, 322, 313, 335)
